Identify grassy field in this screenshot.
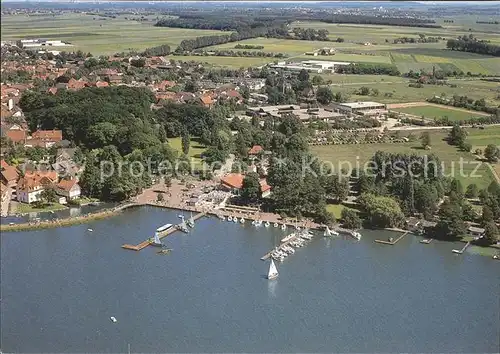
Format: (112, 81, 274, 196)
(165, 55, 275, 68)
(16, 202, 67, 214)
(0, 13, 227, 55)
(327, 79, 500, 105)
(466, 126, 500, 148)
(168, 137, 207, 162)
(392, 105, 485, 121)
(311, 128, 499, 189)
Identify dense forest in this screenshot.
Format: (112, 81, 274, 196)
(318, 15, 440, 28)
(446, 35, 500, 57)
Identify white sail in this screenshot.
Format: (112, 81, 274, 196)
(153, 232, 161, 244)
(268, 259, 279, 279)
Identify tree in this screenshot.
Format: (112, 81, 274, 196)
(181, 131, 190, 155)
(420, 131, 431, 148)
(316, 86, 334, 105)
(359, 86, 370, 95)
(465, 183, 479, 198)
(241, 172, 261, 202)
(157, 192, 164, 202)
(358, 193, 405, 228)
(40, 187, 58, 204)
(484, 144, 500, 162)
(341, 208, 362, 229)
(447, 124, 467, 146)
(184, 80, 199, 93)
(298, 69, 309, 82)
(483, 222, 499, 245)
(482, 205, 494, 224)
(311, 75, 324, 85)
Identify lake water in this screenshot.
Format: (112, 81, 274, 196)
(1, 206, 499, 353)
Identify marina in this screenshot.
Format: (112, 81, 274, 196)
(2, 206, 499, 353)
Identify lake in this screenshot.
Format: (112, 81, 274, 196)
(1, 206, 498, 353)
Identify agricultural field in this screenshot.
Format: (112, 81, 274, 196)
(466, 126, 500, 149)
(327, 79, 500, 105)
(321, 74, 407, 85)
(165, 55, 275, 68)
(311, 128, 498, 189)
(0, 13, 226, 55)
(391, 105, 486, 121)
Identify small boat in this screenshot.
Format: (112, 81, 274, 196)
(264, 221, 270, 227)
(268, 259, 279, 279)
(228, 215, 233, 222)
(87, 228, 93, 232)
(281, 223, 286, 231)
(254, 220, 262, 227)
(273, 223, 278, 228)
(493, 254, 499, 260)
(110, 316, 117, 323)
(9, 222, 15, 225)
(240, 218, 245, 223)
(187, 212, 195, 228)
(156, 223, 173, 233)
(157, 248, 172, 255)
(281, 233, 295, 243)
(420, 239, 432, 244)
(352, 231, 362, 241)
(219, 215, 225, 221)
(233, 217, 238, 223)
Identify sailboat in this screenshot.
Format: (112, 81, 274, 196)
(187, 212, 195, 228)
(151, 232, 163, 247)
(267, 259, 279, 280)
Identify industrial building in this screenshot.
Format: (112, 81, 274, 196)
(269, 60, 351, 74)
(19, 39, 72, 48)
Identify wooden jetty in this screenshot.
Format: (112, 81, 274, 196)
(420, 239, 433, 244)
(452, 241, 470, 254)
(121, 212, 205, 251)
(375, 231, 409, 245)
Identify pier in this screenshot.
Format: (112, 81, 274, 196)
(121, 212, 205, 251)
(452, 241, 471, 254)
(261, 233, 299, 261)
(375, 231, 410, 245)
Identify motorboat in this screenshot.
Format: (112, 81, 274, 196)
(228, 215, 233, 222)
(157, 248, 172, 255)
(273, 223, 278, 228)
(233, 217, 238, 223)
(240, 218, 245, 223)
(254, 220, 262, 227)
(87, 228, 93, 232)
(110, 316, 117, 323)
(281, 223, 286, 231)
(156, 223, 173, 233)
(264, 221, 270, 227)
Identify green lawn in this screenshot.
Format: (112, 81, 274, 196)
(16, 202, 67, 214)
(168, 137, 207, 162)
(467, 126, 500, 148)
(392, 105, 485, 121)
(0, 13, 227, 55)
(326, 204, 358, 219)
(312, 129, 497, 189)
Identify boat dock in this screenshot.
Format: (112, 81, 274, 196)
(121, 212, 205, 251)
(375, 231, 410, 245)
(261, 233, 299, 261)
(334, 227, 360, 239)
(452, 241, 471, 254)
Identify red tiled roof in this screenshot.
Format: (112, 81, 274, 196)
(0, 160, 9, 169)
(221, 173, 244, 190)
(200, 95, 213, 105)
(259, 179, 271, 193)
(5, 130, 27, 143)
(95, 81, 109, 88)
(248, 145, 263, 155)
(48, 87, 58, 95)
(17, 175, 41, 191)
(32, 130, 62, 142)
(1, 165, 19, 183)
(57, 178, 78, 191)
(25, 170, 58, 184)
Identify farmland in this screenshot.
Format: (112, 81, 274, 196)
(0, 13, 227, 55)
(164, 55, 275, 68)
(391, 105, 486, 121)
(311, 127, 500, 189)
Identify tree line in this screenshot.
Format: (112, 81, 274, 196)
(335, 63, 401, 76)
(446, 35, 500, 57)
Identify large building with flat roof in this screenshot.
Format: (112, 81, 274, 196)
(269, 60, 351, 74)
(332, 101, 387, 116)
(247, 105, 345, 125)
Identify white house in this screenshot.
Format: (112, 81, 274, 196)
(16, 176, 43, 204)
(56, 178, 81, 200)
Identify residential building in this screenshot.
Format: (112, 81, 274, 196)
(56, 178, 81, 200)
(26, 129, 63, 148)
(0, 160, 19, 188)
(468, 226, 485, 238)
(220, 173, 272, 197)
(16, 171, 58, 204)
(248, 145, 264, 156)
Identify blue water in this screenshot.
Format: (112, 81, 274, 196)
(1, 206, 499, 353)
